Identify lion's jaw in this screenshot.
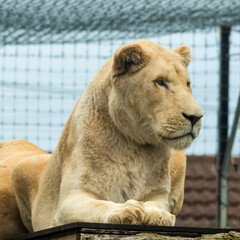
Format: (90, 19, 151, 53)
(109, 40, 202, 150)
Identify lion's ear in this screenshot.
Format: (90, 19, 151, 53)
(112, 43, 149, 77)
(174, 45, 191, 67)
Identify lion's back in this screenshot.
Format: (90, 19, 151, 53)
(0, 140, 47, 239)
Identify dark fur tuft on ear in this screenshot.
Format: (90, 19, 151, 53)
(112, 43, 149, 77)
(174, 45, 191, 67)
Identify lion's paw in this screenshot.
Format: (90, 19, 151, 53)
(107, 200, 145, 225)
(144, 207, 175, 226)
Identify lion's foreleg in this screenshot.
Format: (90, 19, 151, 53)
(53, 191, 175, 226)
(53, 191, 146, 226)
(169, 151, 186, 216)
(168, 176, 185, 216)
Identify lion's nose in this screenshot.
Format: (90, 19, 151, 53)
(182, 113, 203, 127)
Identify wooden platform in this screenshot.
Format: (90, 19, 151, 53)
(7, 222, 240, 240)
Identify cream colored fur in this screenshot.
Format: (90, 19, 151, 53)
(0, 140, 49, 239)
(0, 40, 202, 238)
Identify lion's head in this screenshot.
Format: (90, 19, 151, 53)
(108, 40, 202, 150)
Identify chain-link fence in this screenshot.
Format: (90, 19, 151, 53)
(1, 0, 240, 43)
(0, 0, 240, 156)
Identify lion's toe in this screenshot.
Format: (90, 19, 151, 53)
(107, 200, 145, 225)
(144, 207, 176, 226)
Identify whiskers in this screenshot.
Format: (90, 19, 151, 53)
(142, 127, 165, 155)
(151, 135, 162, 155)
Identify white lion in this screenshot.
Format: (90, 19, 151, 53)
(0, 40, 202, 239)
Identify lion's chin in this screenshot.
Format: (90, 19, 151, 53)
(162, 134, 194, 150)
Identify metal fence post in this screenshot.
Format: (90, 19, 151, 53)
(217, 26, 231, 228)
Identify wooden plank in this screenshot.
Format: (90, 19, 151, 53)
(7, 222, 240, 240)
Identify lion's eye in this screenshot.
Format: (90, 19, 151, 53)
(187, 81, 191, 88)
(155, 78, 168, 89)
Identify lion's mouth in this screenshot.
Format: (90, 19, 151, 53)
(163, 132, 194, 141)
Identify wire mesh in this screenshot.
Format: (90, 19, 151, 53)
(0, 0, 240, 155)
(1, 0, 240, 44)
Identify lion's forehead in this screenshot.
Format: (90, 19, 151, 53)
(143, 54, 189, 85)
